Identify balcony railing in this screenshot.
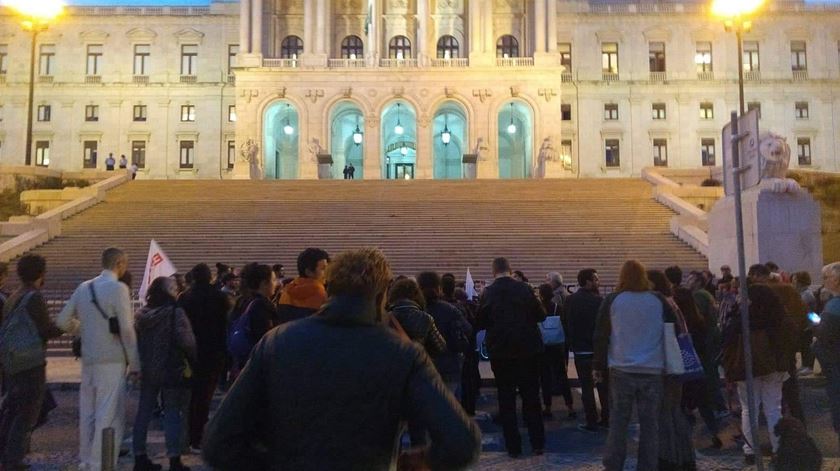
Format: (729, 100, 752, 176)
(38, 75, 53, 83)
(649, 71, 666, 82)
(561, 72, 573, 83)
(179, 75, 197, 83)
(496, 57, 534, 67)
(602, 72, 620, 82)
(744, 70, 761, 81)
(133, 75, 149, 84)
(262, 58, 299, 68)
(430, 58, 469, 68)
(328, 58, 367, 69)
(792, 69, 808, 81)
(697, 71, 714, 81)
(379, 58, 418, 68)
(84, 75, 101, 84)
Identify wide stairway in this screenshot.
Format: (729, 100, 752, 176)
(30, 178, 707, 296)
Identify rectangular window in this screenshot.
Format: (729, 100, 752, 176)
(83, 140, 98, 168)
(791, 40, 807, 71)
(179, 140, 195, 168)
(652, 103, 666, 120)
(747, 102, 762, 119)
(133, 44, 150, 75)
(602, 43, 618, 74)
(37, 105, 51, 122)
(133, 105, 147, 122)
(701, 138, 716, 166)
(181, 45, 198, 76)
(559, 43, 572, 72)
(604, 103, 619, 120)
(653, 139, 668, 167)
(695, 41, 712, 73)
(561, 104, 571, 121)
(35, 140, 50, 167)
(86, 44, 103, 75)
(131, 141, 146, 168)
(561, 139, 572, 166)
(797, 137, 811, 165)
(85, 105, 99, 122)
(227, 140, 236, 169)
(605, 139, 620, 167)
(795, 101, 809, 119)
(700, 102, 714, 120)
(649, 42, 666, 72)
(743, 41, 760, 71)
(181, 105, 195, 122)
(228, 105, 237, 122)
(228, 44, 239, 74)
(0, 44, 7, 74)
(39, 44, 55, 76)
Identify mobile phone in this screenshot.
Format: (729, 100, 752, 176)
(808, 312, 821, 324)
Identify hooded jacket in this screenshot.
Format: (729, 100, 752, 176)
(135, 304, 197, 387)
(276, 277, 327, 324)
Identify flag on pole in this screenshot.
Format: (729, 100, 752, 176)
(465, 268, 476, 301)
(138, 239, 177, 302)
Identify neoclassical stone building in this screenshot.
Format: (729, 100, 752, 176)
(1, 0, 839, 180)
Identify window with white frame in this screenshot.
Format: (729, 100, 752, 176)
(795, 101, 809, 119)
(86, 44, 103, 75)
(695, 41, 712, 72)
(700, 102, 714, 120)
(791, 40, 807, 71)
(797, 137, 811, 165)
(228, 105, 236, 122)
(181, 105, 195, 122)
(133, 105, 147, 122)
(602, 43, 618, 74)
(653, 139, 668, 166)
(743, 41, 760, 71)
(649, 42, 665, 72)
(701, 138, 716, 166)
(35, 141, 50, 167)
(652, 103, 666, 120)
(227, 140, 236, 169)
(179, 140, 194, 168)
(605, 139, 620, 167)
(37, 105, 51, 122)
(39, 44, 55, 75)
(604, 103, 619, 120)
(134, 44, 150, 75)
(85, 105, 99, 122)
(180, 45, 198, 75)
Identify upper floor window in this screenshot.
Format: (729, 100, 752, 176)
(747, 102, 762, 119)
(227, 44, 239, 73)
(37, 105, 51, 122)
(561, 104, 571, 121)
(559, 43, 572, 72)
(791, 40, 807, 71)
(436, 35, 460, 59)
(341, 36, 363, 59)
(281, 36, 303, 59)
(649, 42, 665, 72)
(85, 105, 99, 122)
(795, 101, 809, 119)
(389, 36, 412, 59)
(700, 102, 714, 120)
(39, 44, 55, 76)
(743, 41, 759, 71)
(602, 42, 618, 74)
(695, 41, 712, 73)
(134, 44, 150, 75)
(496, 35, 519, 58)
(652, 103, 666, 120)
(133, 105, 147, 122)
(701, 138, 716, 166)
(0, 45, 8, 74)
(181, 105, 195, 122)
(181, 44, 198, 75)
(228, 105, 236, 122)
(604, 103, 619, 120)
(86, 44, 103, 75)
(797, 137, 811, 165)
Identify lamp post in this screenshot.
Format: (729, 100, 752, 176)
(712, 1, 764, 469)
(4, 0, 63, 166)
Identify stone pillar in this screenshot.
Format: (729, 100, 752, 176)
(239, 0, 251, 53)
(251, 0, 263, 56)
(304, 0, 315, 54)
(316, 0, 326, 55)
(417, 0, 429, 65)
(534, 0, 546, 54)
(547, 0, 557, 53)
(364, 116, 382, 179)
(468, 0, 480, 55)
(416, 114, 433, 179)
(367, 0, 380, 65)
(469, 0, 493, 66)
(483, 0, 494, 55)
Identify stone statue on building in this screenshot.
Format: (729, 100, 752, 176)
(308, 138, 325, 163)
(239, 138, 262, 178)
(472, 137, 488, 161)
(534, 137, 558, 179)
(757, 132, 801, 193)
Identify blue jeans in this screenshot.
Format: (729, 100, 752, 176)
(133, 385, 190, 457)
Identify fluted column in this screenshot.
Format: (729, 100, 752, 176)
(315, 0, 326, 54)
(547, 0, 557, 52)
(468, 0, 480, 55)
(251, 0, 263, 56)
(534, 0, 546, 54)
(367, 0, 380, 64)
(416, 0, 429, 63)
(483, 0, 494, 55)
(304, 0, 315, 54)
(239, 0, 251, 53)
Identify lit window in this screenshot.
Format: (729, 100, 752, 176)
(181, 105, 195, 122)
(37, 105, 51, 122)
(795, 101, 809, 119)
(389, 36, 411, 59)
(133, 105, 147, 122)
(695, 42, 712, 73)
(86, 44, 103, 75)
(653, 139, 668, 167)
(180, 45, 198, 75)
(791, 40, 807, 71)
(134, 44, 150, 75)
(743, 41, 760, 72)
(602, 43, 618, 74)
(652, 103, 666, 120)
(604, 103, 619, 121)
(35, 141, 50, 167)
(39, 44, 55, 76)
(85, 105, 99, 122)
(436, 35, 459, 59)
(228, 105, 236, 122)
(700, 102, 714, 120)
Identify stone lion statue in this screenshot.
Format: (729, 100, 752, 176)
(757, 132, 801, 193)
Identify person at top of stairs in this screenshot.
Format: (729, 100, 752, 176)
(277, 248, 330, 325)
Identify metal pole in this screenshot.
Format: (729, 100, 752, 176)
(101, 427, 116, 471)
(24, 28, 37, 166)
(736, 29, 746, 116)
(730, 110, 762, 471)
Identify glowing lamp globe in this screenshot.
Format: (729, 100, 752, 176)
(283, 123, 294, 135)
(400, 145, 408, 156)
(441, 128, 451, 146)
(711, 0, 764, 19)
(4, 0, 64, 24)
(394, 123, 404, 135)
(352, 126, 363, 145)
(507, 123, 517, 134)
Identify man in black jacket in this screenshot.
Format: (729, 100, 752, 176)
(203, 248, 480, 471)
(565, 268, 609, 431)
(477, 257, 546, 457)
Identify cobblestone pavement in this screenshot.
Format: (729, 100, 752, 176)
(22, 377, 840, 470)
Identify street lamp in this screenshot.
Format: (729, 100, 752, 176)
(283, 104, 294, 135)
(506, 103, 516, 134)
(3, 0, 64, 166)
(394, 103, 404, 136)
(441, 114, 451, 146)
(712, 0, 764, 115)
(352, 116, 363, 146)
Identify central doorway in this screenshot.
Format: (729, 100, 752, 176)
(381, 101, 417, 179)
(391, 163, 415, 179)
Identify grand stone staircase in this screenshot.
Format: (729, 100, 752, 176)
(27, 178, 708, 297)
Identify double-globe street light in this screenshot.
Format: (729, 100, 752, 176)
(3, 0, 63, 166)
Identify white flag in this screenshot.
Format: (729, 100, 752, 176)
(138, 239, 177, 302)
(465, 268, 477, 300)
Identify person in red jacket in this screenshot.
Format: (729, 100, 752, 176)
(277, 248, 329, 324)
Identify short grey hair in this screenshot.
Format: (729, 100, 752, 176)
(823, 262, 840, 280)
(101, 247, 126, 270)
(546, 272, 563, 286)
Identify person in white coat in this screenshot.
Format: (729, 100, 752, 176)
(57, 247, 140, 471)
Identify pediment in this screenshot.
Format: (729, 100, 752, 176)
(690, 26, 717, 42)
(126, 28, 157, 42)
(173, 28, 205, 44)
(643, 26, 671, 42)
(595, 30, 623, 43)
(79, 30, 109, 42)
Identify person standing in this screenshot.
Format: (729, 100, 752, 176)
(229, 264, 277, 370)
(477, 257, 546, 457)
(536, 283, 574, 419)
(133, 277, 197, 471)
(119, 154, 128, 169)
(793, 271, 818, 375)
(565, 268, 609, 431)
(105, 153, 116, 171)
(57, 248, 140, 471)
(343, 165, 350, 180)
(813, 262, 840, 450)
(176, 263, 231, 452)
(0, 255, 63, 471)
(442, 273, 481, 416)
(349, 163, 356, 179)
(594, 260, 675, 471)
(276, 248, 329, 324)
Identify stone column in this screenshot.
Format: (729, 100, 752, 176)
(468, 0, 479, 55)
(483, 0, 494, 54)
(315, 0, 326, 55)
(534, 0, 546, 54)
(416, 114, 433, 179)
(416, 0, 429, 64)
(239, 0, 251, 53)
(251, 0, 263, 56)
(367, 0, 380, 65)
(547, 0, 557, 53)
(304, 0, 315, 55)
(364, 116, 382, 179)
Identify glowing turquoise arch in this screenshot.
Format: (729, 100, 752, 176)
(497, 100, 533, 179)
(263, 100, 300, 179)
(432, 101, 467, 179)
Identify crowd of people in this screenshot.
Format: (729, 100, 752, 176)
(0, 245, 837, 471)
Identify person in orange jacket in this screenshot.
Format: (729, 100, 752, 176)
(277, 248, 330, 324)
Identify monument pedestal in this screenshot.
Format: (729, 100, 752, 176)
(317, 154, 333, 179)
(708, 184, 822, 280)
(462, 154, 477, 180)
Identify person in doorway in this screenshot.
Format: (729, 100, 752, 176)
(119, 154, 128, 169)
(349, 163, 356, 179)
(105, 153, 116, 171)
(277, 248, 329, 324)
(343, 165, 350, 180)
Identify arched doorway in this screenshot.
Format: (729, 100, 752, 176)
(330, 101, 364, 179)
(381, 101, 417, 179)
(497, 100, 533, 179)
(263, 101, 300, 179)
(432, 101, 467, 179)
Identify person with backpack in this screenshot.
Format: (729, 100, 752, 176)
(417, 271, 473, 397)
(536, 283, 574, 420)
(0, 254, 63, 471)
(132, 277, 197, 471)
(228, 263, 277, 372)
